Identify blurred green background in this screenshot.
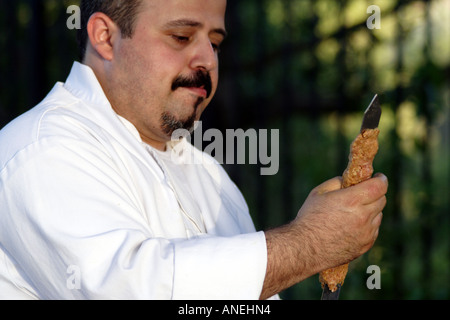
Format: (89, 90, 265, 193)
(0, 0, 449, 299)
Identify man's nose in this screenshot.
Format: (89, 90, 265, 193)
(189, 37, 218, 72)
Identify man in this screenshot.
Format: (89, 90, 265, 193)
(0, 0, 387, 299)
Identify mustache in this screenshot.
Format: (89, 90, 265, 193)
(171, 70, 213, 99)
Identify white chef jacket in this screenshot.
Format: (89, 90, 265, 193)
(0, 62, 268, 299)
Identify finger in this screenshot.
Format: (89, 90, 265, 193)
(373, 194, 387, 213)
(372, 228, 380, 245)
(364, 195, 386, 223)
(372, 211, 383, 228)
(312, 176, 343, 195)
(374, 173, 388, 182)
(354, 174, 388, 205)
(324, 179, 386, 211)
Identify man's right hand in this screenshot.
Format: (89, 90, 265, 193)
(260, 174, 388, 300)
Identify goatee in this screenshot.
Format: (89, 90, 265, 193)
(160, 97, 203, 137)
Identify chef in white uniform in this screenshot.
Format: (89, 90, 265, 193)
(0, 0, 388, 300)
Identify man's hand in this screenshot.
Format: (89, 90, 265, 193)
(260, 174, 388, 300)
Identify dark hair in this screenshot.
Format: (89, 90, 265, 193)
(77, 0, 143, 61)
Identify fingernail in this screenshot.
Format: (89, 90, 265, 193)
(375, 173, 388, 184)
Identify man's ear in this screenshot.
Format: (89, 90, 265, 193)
(86, 12, 120, 61)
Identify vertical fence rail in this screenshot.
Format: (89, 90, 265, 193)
(0, 0, 19, 125)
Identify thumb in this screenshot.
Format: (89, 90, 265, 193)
(312, 176, 343, 195)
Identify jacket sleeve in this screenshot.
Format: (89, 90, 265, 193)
(0, 137, 267, 299)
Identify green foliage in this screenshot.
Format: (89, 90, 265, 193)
(221, 0, 449, 300)
(0, 0, 448, 300)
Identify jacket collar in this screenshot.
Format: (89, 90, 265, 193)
(62, 61, 187, 165)
(63, 61, 112, 112)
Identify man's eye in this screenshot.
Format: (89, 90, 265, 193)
(211, 43, 221, 54)
(172, 35, 190, 43)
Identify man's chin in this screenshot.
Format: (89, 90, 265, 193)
(161, 111, 197, 137)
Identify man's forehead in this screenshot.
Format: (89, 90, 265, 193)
(141, 0, 226, 17)
(162, 19, 228, 38)
(140, 0, 227, 28)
